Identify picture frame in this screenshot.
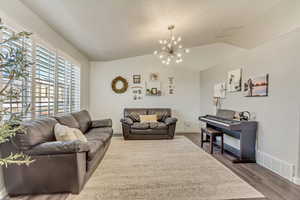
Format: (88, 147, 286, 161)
(244, 74, 269, 97)
(227, 68, 242, 92)
(133, 74, 141, 84)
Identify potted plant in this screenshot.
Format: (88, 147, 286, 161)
(0, 18, 33, 166)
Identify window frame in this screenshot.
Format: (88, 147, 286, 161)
(0, 18, 81, 119)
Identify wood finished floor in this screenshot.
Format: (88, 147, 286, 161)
(6, 133, 300, 200)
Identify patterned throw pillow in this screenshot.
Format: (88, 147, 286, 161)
(128, 112, 140, 122)
(156, 112, 168, 122)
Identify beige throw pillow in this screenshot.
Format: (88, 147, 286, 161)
(72, 128, 88, 142)
(54, 123, 87, 142)
(139, 115, 157, 123)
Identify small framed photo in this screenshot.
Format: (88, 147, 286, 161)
(151, 88, 158, 95)
(133, 75, 141, 84)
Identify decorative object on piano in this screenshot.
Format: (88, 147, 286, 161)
(168, 77, 175, 95)
(111, 76, 128, 94)
(244, 74, 269, 97)
(214, 82, 226, 98)
(227, 68, 242, 92)
(239, 111, 251, 121)
(133, 74, 141, 84)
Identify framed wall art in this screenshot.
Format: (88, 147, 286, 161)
(244, 74, 269, 97)
(227, 68, 242, 92)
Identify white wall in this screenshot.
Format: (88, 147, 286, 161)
(0, 0, 90, 197)
(90, 55, 201, 134)
(0, 0, 90, 110)
(200, 28, 300, 182)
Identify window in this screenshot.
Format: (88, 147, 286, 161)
(0, 24, 81, 119)
(71, 64, 80, 112)
(57, 56, 81, 114)
(35, 44, 56, 117)
(1, 26, 33, 119)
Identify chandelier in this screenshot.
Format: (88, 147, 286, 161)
(154, 25, 189, 65)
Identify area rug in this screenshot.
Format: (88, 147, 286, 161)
(67, 136, 264, 200)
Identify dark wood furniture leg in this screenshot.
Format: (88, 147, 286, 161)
(221, 133, 224, 154)
(210, 135, 214, 154)
(200, 128, 204, 148)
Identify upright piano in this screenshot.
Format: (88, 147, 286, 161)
(199, 110, 258, 163)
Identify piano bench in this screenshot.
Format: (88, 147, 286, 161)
(201, 128, 224, 154)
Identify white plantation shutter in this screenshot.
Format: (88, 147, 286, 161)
(71, 64, 80, 112)
(57, 56, 71, 114)
(35, 44, 56, 117)
(1, 26, 33, 119)
(1, 21, 81, 119)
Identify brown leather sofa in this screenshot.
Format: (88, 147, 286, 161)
(120, 108, 177, 140)
(1, 110, 113, 196)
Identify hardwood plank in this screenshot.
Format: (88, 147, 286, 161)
(183, 133, 300, 200)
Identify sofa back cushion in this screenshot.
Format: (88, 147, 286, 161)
(54, 114, 80, 129)
(13, 118, 57, 150)
(72, 110, 91, 133)
(148, 108, 171, 121)
(124, 108, 147, 119)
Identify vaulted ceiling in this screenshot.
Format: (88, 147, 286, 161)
(21, 0, 300, 61)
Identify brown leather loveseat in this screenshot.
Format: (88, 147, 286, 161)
(120, 108, 177, 140)
(1, 110, 113, 196)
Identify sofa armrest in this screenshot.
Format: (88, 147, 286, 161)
(91, 119, 112, 128)
(25, 140, 90, 156)
(164, 117, 178, 125)
(120, 117, 134, 126)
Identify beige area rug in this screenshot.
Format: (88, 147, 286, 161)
(67, 136, 264, 200)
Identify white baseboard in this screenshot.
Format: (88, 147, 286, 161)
(292, 177, 300, 185)
(256, 150, 295, 182)
(0, 186, 7, 199)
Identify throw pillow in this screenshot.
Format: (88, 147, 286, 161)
(72, 128, 88, 142)
(140, 115, 157, 123)
(54, 123, 87, 142)
(128, 112, 140, 122)
(156, 112, 168, 121)
(54, 123, 77, 142)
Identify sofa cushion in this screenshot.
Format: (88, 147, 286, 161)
(131, 122, 149, 130)
(13, 118, 57, 150)
(72, 110, 91, 133)
(85, 127, 112, 161)
(86, 139, 104, 161)
(86, 128, 113, 144)
(54, 114, 80, 129)
(149, 122, 168, 130)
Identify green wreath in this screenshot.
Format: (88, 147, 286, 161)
(111, 76, 128, 94)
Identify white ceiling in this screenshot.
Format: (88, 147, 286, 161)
(21, 0, 300, 61)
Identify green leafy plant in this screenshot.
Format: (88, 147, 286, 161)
(0, 18, 34, 166)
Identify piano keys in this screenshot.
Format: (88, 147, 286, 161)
(199, 111, 258, 163)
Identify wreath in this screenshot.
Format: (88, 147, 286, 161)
(111, 76, 128, 94)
